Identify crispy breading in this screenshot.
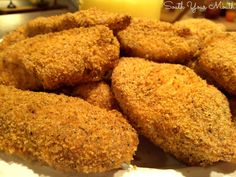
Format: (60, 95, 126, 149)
(0, 9, 130, 50)
(0, 26, 120, 90)
(175, 18, 225, 45)
(0, 85, 138, 173)
(26, 8, 131, 37)
(198, 32, 236, 95)
(112, 57, 236, 166)
(0, 26, 27, 50)
(0, 58, 32, 89)
(186, 59, 223, 89)
(117, 18, 200, 63)
(71, 81, 118, 110)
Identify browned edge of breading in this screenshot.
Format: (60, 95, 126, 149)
(26, 8, 131, 37)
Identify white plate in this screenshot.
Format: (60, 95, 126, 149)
(1, 136, 236, 177)
(1, 39, 236, 177)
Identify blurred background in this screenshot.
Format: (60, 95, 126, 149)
(0, 0, 235, 38)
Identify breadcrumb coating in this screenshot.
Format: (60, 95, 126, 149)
(187, 59, 223, 90)
(198, 32, 236, 95)
(26, 8, 131, 37)
(0, 9, 130, 50)
(175, 18, 225, 45)
(0, 26, 27, 50)
(0, 85, 138, 173)
(112, 57, 236, 166)
(0, 26, 120, 90)
(117, 18, 200, 63)
(71, 81, 118, 110)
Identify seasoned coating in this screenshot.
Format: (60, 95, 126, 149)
(175, 19, 225, 45)
(0, 26, 27, 50)
(198, 32, 236, 95)
(0, 58, 29, 88)
(0, 85, 138, 173)
(0, 9, 130, 49)
(117, 18, 200, 63)
(187, 59, 223, 89)
(26, 8, 131, 37)
(112, 57, 236, 166)
(71, 81, 118, 110)
(0, 26, 120, 90)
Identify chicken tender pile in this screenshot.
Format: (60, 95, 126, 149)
(1, 8, 236, 174)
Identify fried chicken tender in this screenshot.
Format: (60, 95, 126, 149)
(26, 8, 131, 37)
(198, 32, 236, 95)
(175, 19, 225, 45)
(0, 26, 120, 90)
(117, 19, 200, 63)
(112, 57, 236, 166)
(0, 85, 138, 173)
(0, 26, 27, 50)
(71, 81, 118, 110)
(0, 9, 130, 50)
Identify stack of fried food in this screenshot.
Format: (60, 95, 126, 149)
(0, 8, 236, 174)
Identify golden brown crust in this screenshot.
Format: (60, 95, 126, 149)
(118, 18, 200, 63)
(26, 8, 131, 37)
(186, 59, 223, 89)
(0, 85, 138, 173)
(0, 9, 130, 50)
(112, 57, 236, 166)
(198, 32, 236, 95)
(175, 18, 226, 45)
(0, 26, 27, 50)
(72, 81, 118, 110)
(0, 26, 120, 90)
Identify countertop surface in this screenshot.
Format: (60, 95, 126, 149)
(0, 9, 69, 38)
(161, 9, 236, 31)
(0, 9, 235, 38)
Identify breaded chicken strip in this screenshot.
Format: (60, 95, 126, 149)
(175, 19, 225, 45)
(71, 81, 118, 110)
(0, 26, 27, 50)
(117, 19, 200, 63)
(112, 57, 236, 166)
(0, 85, 138, 173)
(0, 26, 120, 90)
(26, 8, 131, 37)
(0, 9, 130, 50)
(198, 32, 236, 95)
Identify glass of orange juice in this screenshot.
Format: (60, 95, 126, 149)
(79, 0, 163, 20)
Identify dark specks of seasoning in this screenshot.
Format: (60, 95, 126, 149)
(0, 85, 138, 173)
(112, 57, 236, 167)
